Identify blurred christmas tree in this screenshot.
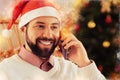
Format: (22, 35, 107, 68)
(75, 1, 120, 77)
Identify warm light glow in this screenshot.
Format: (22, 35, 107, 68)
(0, 34, 6, 51)
(74, 0, 83, 8)
(2, 29, 12, 38)
(0, 35, 5, 44)
(88, 20, 96, 28)
(102, 40, 110, 48)
(0, 0, 14, 19)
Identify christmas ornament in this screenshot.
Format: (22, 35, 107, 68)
(98, 65, 103, 72)
(105, 15, 112, 24)
(101, 0, 111, 13)
(84, 2, 89, 8)
(87, 20, 96, 29)
(75, 24, 80, 32)
(83, 0, 90, 8)
(102, 40, 110, 48)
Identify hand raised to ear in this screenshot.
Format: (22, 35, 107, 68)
(60, 29, 91, 67)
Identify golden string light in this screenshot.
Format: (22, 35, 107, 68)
(102, 40, 111, 48)
(88, 20, 96, 29)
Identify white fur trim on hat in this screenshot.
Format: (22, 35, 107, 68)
(18, 7, 61, 28)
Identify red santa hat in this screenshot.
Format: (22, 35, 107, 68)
(7, 0, 61, 30)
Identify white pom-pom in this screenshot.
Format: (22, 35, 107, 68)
(2, 29, 12, 38)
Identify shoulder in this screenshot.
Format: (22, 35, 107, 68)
(0, 54, 18, 68)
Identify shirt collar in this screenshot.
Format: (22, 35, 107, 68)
(18, 46, 54, 68)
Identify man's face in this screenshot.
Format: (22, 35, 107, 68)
(25, 16, 60, 58)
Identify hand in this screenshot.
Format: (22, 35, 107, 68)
(60, 30, 91, 67)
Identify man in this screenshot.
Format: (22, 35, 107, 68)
(0, 0, 106, 80)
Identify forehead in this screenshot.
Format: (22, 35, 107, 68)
(30, 16, 60, 24)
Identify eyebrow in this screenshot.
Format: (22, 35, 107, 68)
(52, 23, 59, 25)
(36, 21, 59, 25)
(36, 22, 45, 24)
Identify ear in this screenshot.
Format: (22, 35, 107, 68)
(20, 26, 26, 32)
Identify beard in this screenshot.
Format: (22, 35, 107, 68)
(25, 29, 60, 59)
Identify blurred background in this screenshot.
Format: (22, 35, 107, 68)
(0, 0, 120, 79)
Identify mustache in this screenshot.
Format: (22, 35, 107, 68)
(36, 37, 54, 42)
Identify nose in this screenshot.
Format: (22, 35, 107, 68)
(42, 27, 52, 39)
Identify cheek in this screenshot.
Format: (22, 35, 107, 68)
(27, 30, 38, 44)
(54, 33, 60, 41)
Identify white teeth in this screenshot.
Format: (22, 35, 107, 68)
(40, 41, 51, 45)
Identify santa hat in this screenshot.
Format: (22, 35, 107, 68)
(7, 0, 61, 30)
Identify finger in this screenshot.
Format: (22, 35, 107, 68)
(61, 33, 77, 45)
(62, 37, 73, 46)
(64, 40, 77, 49)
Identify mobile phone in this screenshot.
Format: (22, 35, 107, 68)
(59, 40, 68, 59)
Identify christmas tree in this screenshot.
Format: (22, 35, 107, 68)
(76, 1, 119, 77)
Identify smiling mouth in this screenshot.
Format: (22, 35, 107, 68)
(40, 40, 53, 46)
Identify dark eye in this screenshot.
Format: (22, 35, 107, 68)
(39, 25, 44, 28)
(51, 26, 58, 30)
(35, 25, 44, 29)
